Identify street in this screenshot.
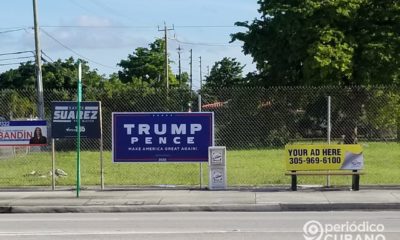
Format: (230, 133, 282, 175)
(0, 211, 399, 240)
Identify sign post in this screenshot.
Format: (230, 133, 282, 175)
(51, 139, 55, 190)
(327, 96, 332, 187)
(76, 62, 82, 198)
(198, 95, 203, 188)
(99, 102, 104, 190)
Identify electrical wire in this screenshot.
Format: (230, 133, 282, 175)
(175, 25, 239, 28)
(0, 28, 26, 34)
(0, 61, 32, 66)
(41, 51, 54, 62)
(0, 56, 34, 62)
(41, 25, 156, 29)
(169, 38, 241, 47)
(39, 25, 239, 29)
(69, 0, 97, 15)
(0, 51, 34, 56)
(40, 29, 118, 70)
(3, 25, 242, 30)
(86, 0, 134, 21)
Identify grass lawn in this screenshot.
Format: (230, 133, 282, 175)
(0, 142, 398, 187)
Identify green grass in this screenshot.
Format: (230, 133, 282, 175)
(0, 142, 399, 187)
(227, 142, 400, 186)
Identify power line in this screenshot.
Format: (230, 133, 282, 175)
(0, 61, 32, 66)
(40, 29, 118, 70)
(2, 25, 243, 30)
(86, 0, 135, 22)
(41, 25, 157, 29)
(175, 25, 240, 28)
(38, 25, 240, 29)
(170, 38, 241, 47)
(69, 0, 97, 15)
(0, 51, 34, 56)
(41, 51, 54, 62)
(69, 0, 135, 23)
(0, 28, 26, 34)
(0, 56, 34, 62)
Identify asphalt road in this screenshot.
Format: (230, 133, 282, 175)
(0, 212, 399, 240)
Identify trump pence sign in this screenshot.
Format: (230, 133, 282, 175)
(112, 112, 214, 162)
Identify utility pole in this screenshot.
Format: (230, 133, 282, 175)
(158, 22, 174, 90)
(199, 56, 203, 91)
(32, 0, 45, 119)
(207, 66, 210, 76)
(189, 49, 193, 96)
(177, 45, 183, 88)
(188, 49, 193, 112)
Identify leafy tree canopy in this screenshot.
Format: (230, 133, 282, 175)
(0, 57, 104, 89)
(118, 38, 177, 88)
(232, 0, 400, 86)
(204, 57, 246, 88)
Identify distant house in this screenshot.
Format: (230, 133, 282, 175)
(202, 100, 230, 110)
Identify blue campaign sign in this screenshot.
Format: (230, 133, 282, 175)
(112, 112, 214, 162)
(51, 101, 101, 139)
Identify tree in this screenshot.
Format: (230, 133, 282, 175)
(0, 57, 104, 89)
(42, 57, 104, 89)
(175, 72, 189, 89)
(232, 0, 400, 143)
(204, 57, 245, 88)
(0, 62, 36, 89)
(352, 0, 400, 85)
(118, 39, 177, 88)
(232, 0, 400, 86)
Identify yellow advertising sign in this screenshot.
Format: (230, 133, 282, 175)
(285, 144, 364, 171)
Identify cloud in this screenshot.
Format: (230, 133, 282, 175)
(37, 15, 151, 51)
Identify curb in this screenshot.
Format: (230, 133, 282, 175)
(280, 203, 400, 211)
(2, 203, 400, 214)
(3, 204, 281, 213)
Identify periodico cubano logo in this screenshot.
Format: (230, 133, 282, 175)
(303, 220, 386, 240)
(303, 220, 324, 240)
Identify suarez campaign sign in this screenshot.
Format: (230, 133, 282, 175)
(51, 101, 101, 139)
(112, 112, 214, 163)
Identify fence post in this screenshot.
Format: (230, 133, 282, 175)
(51, 139, 56, 190)
(198, 94, 203, 189)
(327, 96, 331, 187)
(99, 102, 104, 190)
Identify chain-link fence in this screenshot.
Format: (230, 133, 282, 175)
(0, 86, 399, 188)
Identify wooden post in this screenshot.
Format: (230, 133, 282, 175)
(291, 171, 297, 191)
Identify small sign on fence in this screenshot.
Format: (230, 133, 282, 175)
(208, 146, 227, 190)
(112, 112, 214, 163)
(285, 144, 364, 171)
(0, 120, 47, 146)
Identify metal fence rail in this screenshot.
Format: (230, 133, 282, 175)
(0, 86, 398, 188)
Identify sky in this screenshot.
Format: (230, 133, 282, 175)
(0, 0, 260, 89)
